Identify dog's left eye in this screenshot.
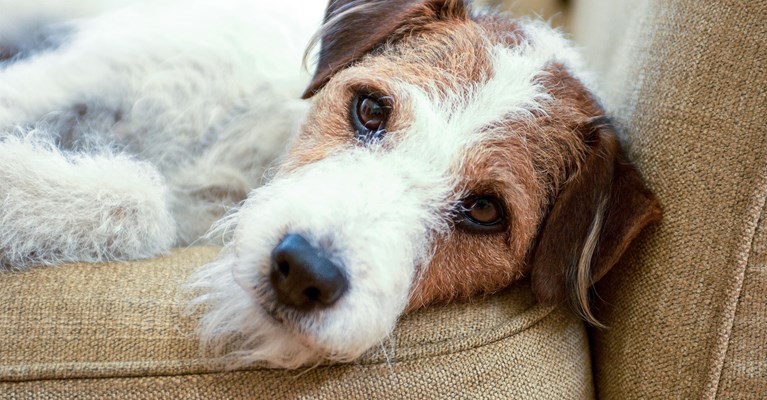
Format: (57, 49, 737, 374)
(351, 94, 390, 141)
(456, 196, 506, 233)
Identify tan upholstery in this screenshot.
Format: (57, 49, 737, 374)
(571, 0, 767, 398)
(0, 248, 593, 398)
(719, 207, 767, 398)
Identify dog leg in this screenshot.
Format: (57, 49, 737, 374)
(0, 134, 176, 269)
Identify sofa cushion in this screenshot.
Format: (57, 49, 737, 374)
(571, 0, 767, 398)
(0, 247, 594, 398)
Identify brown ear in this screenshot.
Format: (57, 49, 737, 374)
(530, 118, 661, 325)
(302, 0, 468, 99)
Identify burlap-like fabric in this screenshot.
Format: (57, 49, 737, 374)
(572, 0, 767, 398)
(718, 206, 767, 399)
(0, 248, 593, 398)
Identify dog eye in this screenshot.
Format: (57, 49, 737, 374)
(357, 97, 386, 130)
(351, 94, 390, 141)
(456, 196, 506, 233)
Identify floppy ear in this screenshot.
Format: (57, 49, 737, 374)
(529, 118, 661, 326)
(302, 0, 468, 99)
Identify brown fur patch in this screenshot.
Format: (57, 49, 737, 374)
(286, 9, 493, 172)
(304, 0, 470, 98)
(474, 13, 528, 48)
(408, 135, 544, 309)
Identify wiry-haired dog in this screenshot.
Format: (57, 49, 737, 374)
(0, 0, 660, 368)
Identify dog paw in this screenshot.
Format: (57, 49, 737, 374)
(0, 142, 177, 269)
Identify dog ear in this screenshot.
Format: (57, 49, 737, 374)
(529, 118, 661, 325)
(302, 0, 468, 99)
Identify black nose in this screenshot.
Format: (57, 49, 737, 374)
(269, 234, 349, 310)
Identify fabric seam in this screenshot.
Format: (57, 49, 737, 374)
(707, 156, 767, 398)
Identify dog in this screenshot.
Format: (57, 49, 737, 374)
(0, 0, 661, 368)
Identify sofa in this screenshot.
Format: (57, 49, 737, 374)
(1, 0, 765, 398)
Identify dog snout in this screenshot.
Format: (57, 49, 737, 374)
(269, 234, 348, 310)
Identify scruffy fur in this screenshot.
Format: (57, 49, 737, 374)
(1, 0, 660, 368)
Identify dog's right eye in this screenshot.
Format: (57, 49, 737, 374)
(350, 94, 391, 141)
(456, 196, 507, 234)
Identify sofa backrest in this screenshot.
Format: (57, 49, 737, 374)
(571, 0, 767, 398)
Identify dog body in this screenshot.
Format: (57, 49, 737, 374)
(0, 0, 321, 259)
(0, 0, 660, 368)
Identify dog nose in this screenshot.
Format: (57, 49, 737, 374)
(269, 234, 348, 310)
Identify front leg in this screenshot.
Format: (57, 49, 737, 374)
(0, 135, 176, 269)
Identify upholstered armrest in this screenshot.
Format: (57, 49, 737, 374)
(1, 247, 593, 398)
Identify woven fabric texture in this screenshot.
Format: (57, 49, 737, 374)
(572, 0, 767, 398)
(0, 248, 593, 398)
(718, 205, 767, 399)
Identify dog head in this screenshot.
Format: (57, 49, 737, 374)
(193, 0, 660, 368)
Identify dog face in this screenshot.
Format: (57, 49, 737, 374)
(193, 0, 660, 368)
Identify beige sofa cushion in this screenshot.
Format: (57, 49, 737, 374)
(0, 247, 594, 398)
(572, 0, 767, 398)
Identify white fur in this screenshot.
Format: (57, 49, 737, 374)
(1, 0, 590, 367)
(0, 131, 175, 266)
(190, 150, 446, 367)
(0, 0, 143, 55)
(1, 0, 320, 263)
